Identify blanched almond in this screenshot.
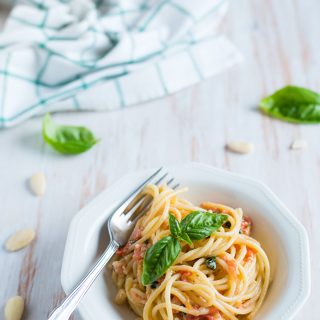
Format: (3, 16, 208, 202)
(29, 172, 46, 196)
(5, 229, 35, 252)
(226, 141, 254, 154)
(4, 296, 24, 320)
(291, 139, 307, 150)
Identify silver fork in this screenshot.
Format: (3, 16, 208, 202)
(48, 167, 179, 320)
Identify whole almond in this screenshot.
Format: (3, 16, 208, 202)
(226, 141, 254, 154)
(29, 172, 46, 196)
(4, 296, 24, 320)
(290, 139, 307, 150)
(5, 229, 36, 252)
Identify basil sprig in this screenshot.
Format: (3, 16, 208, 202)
(169, 214, 192, 245)
(141, 236, 180, 286)
(169, 214, 182, 237)
(180, 211, 228, 240)
(259, 85, 320, 124)
(141, 211, 228, 285)
(42, 113, 99, 154)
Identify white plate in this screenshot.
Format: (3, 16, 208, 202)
(61, 163, 310, 320)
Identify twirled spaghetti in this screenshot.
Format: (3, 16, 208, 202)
(111, 184, 270, 320)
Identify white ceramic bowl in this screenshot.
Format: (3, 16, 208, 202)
(61, 163, 310, 320)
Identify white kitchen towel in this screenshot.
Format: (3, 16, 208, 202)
(0, 0, 242, 128)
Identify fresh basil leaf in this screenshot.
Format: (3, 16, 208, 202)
(42, 113, 98, 154)
(168, 214, 192, 245)
(259, 85, 320, 123)
(180, 211, 228, 240)
(169, 214, 181, 238)
(205, 257, 217, 270)
(178, 232, 192, 245)
(141, 236, 181, 285)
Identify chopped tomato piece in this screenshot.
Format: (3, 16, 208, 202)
(130, 226, 142, 241)
(116, 228, 144, 257)
(208, 308, 218, 314)
(132, 243, 150, 261)
(178, 270, 193, 281)
(171, 296, 181, 305)
(222, 255, 238, 279)
(185, 309, 223, 320)
(187, 316, 215, 320)
(234, 244, 241, 251)
(186, 315, 210, 320)
(116, 241, 131, 256)
(212, 311, 224, 320)
(240, 216, 252, 236)
(244, 247, 256, 262)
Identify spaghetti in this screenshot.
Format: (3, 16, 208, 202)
(111, 184, 270, 320)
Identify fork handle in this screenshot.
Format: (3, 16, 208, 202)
(48, 240, 119, 320)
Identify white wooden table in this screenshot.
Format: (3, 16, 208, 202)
(1, 1, 319, 319)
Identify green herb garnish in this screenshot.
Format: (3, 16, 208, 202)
(141, 211, 227, 285)
(169, 213, 182, 238)
(179, 211, 228, 240)
(205, 257, 217, 270)
(259, 85, 320, 124)
(169, 214, 192, 245)
(141, 236, 180, 286)
(42, 113, 99, 154)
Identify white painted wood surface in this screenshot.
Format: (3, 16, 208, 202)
(1, 0, 319, 319)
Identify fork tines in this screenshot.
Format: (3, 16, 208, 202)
(123, 168, 179, 223)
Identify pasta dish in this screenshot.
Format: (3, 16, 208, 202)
(111, 184, 270, 320)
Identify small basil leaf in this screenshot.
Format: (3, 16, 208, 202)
(169, 213, 181, 238)
(259, 85, 320, 124)
(178, 232, 192, 245)
(141, 236, 181, 285)
(205, 257, 217, 270)
(42, 113, 98, 154)
(180, 211, 228, 240)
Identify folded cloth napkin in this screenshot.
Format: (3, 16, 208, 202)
(0, 0, 242, 128)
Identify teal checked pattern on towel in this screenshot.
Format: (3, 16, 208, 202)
(0, 0, 242, 128)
